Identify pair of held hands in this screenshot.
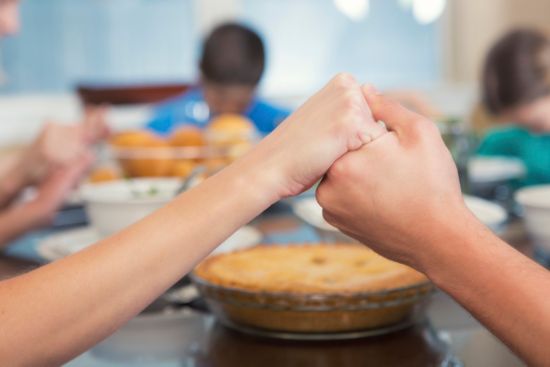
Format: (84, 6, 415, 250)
(13, 107, 108, 226)
(249, 73, 468, 272)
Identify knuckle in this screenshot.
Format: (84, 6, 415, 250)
(408, 116, 428, 135)
(321, 209, 336, 226)
(409, 117, 440, 142)
(341, 91, 360, 111)
(329, 157, 353, 179)
(332, 72, 356, 89)
(315, 182, 330, 207)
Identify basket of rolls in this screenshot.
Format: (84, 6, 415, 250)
(109, 114, 258, 179)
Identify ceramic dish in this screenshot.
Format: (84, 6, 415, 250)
(37, 225, 262, 262)
(292, 195, 507, 236)
(192, 244, 434, 339)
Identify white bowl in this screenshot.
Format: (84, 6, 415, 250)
(463, 195, 507, 232)
(80, 178, 181, 236)
(515, 185, 550, 253)
(292, 195, 507, 238)
(468, 156, 525, 184)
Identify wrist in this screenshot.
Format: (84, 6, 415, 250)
(416, 206, 493, 284)
(228, 142, 291, 205)
(25, 200, 55, 229)
(0, 154, 32, 202)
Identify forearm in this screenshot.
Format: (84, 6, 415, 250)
(0, 156, 277, 366)
(0, 203, 46, 247)
(0, 152, 32, 208)
(422, 212, 550, 366)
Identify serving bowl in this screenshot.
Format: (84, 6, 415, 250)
(80, 178, 181, 236)
(292, 195, 507, 239)
(468, 156, 526, 185)
(191, 244, 434, 339)
(192, 275, 433, 339)
(515, 185, 550, 254)
(110, 144, 247, 178)
(109, 121, 257, 178)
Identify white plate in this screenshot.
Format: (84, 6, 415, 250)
(468, 157, 525, 183)
(210, 226, 263, 255)
(463, 195, 507, 231)
(37, 225, 263, 262)
(292, 197, 336, 232)
(292, 195, 507, 234)
(37, 227, 100, 261)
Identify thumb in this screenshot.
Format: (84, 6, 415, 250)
(362, 84, 426, 138)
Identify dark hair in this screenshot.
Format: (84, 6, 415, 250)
(199, 23, 265, 86)
(482, 28, 550, 115)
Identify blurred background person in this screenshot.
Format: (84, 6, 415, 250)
(0, 109, 108, 247)
(146, 22, 290, 136)
(476, 28, 550, 187)
(0, 0, 108, 246)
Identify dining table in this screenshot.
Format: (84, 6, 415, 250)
(0, 200, 531, 367)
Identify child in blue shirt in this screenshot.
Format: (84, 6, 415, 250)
(147, 23, 290, 136)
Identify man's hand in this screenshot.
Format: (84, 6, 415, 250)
(316, 86, 468, 269)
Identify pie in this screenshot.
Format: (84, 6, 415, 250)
(193, 244, 432, 335)
(194, 243, 427, 294)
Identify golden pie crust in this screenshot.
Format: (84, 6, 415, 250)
(194, 244, 427, 294)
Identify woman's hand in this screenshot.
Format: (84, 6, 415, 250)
(236, 73, 386, 202)
(316, 86, 468, 269)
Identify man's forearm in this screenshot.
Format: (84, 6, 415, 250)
(422, 214, 550, 366)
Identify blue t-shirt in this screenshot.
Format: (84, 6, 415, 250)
(147, 88, 290, 136)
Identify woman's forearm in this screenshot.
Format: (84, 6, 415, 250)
(0, 75, 376, 366)
(422, 214, 550, 366)
(0, 157, 278, 366)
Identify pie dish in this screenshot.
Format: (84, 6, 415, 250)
(192, 244, 433, 337)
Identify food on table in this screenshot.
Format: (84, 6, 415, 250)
(88, 167, 121, 183)
(171, 160, 196, 178)
(202, 157, 230, 173)
(169, 126, 206, 147)
(110, 130, 166, 149)
(110, 130, 174, 177)
(195, 244, 426, 294)
(206, 114, 256, 146)
(193, 244, 432, 334)
(109, 120, 256, 179)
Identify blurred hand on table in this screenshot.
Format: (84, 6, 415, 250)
(21, 106, 109, 184)
(0, 107, 107, 246)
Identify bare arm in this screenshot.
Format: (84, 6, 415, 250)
(0, 160, 275, 366)
(0, 74, 384, 366)
(317, 86, 550, 366)
(0, 113, 109, 208)
(425, 214, 550, 365)
(0, 152, 32, 208)
(0, 155, 92, 248)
